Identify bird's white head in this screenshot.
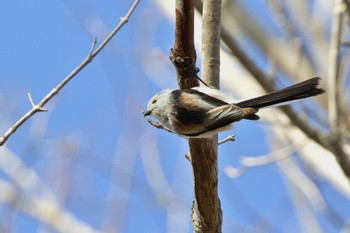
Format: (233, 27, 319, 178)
(144, 89, 173, 118)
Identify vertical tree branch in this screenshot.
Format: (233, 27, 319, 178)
(326, 0, 350, 179)
(201, 0, 221, 88)
(170, 0, 199, 88)
(328, 0, 346, 131)
(189, 138, 222, 233)
(170, 0, 223, 232)
(190, 1, 223, 233)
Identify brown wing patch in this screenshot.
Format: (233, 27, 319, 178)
(170, 115, 202, 136)
(179, 92, 202, 108)
(182, 89, 229, 106)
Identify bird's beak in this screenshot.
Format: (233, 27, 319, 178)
(144, 110, 151, 116)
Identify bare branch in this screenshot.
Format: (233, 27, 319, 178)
(218, 134, 235, 145)
(170, 0, 199, 89)
(91, 0, 140, 58)
(224, 139, 305, 178)
(88, 37, 97, 56)
(0, 0, 140, 146)
(27, 92, 36, 107)
(189, 0, 223, 232)
(328, 0, 346, 130)
(170, 0, 223, 232)
(27, 92, 47, 112)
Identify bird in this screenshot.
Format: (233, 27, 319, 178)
(143, 77, 325, 138)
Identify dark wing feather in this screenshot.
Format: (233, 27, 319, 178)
(170, 89, 229, 125)
(184, 105, 258, 137)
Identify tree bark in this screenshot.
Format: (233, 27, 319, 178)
(170, 0, 223, 232)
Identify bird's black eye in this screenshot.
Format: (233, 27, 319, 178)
(152, 99, 157, 104)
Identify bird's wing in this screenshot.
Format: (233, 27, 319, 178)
(181, 89, 230, 107)
(192, 86, 237, 104)
(206, 105, 241, 121)
(202, 105, 245, 132)
(169, 89, 258, 137)
(182, 105, 258, 137)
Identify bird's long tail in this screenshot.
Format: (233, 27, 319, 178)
(235, 77, 325, 109)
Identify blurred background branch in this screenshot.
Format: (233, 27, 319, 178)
(1, 0, 350, 232)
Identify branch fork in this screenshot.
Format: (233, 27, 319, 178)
(27, 92, 47, 112)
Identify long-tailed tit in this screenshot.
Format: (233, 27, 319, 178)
(144, 77, 325, 137)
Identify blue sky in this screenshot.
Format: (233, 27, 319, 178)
(0, 0, 349, 233)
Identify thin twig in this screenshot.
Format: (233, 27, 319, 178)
(225, 139, 305, 178)
(0, 0, 140, 146)
(91, 0, 140, 58)
(88, 37, 98, 56)
(27, 92, 35, 107)
(218, 135, 235, 145)
(27, 92, 47, 112)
